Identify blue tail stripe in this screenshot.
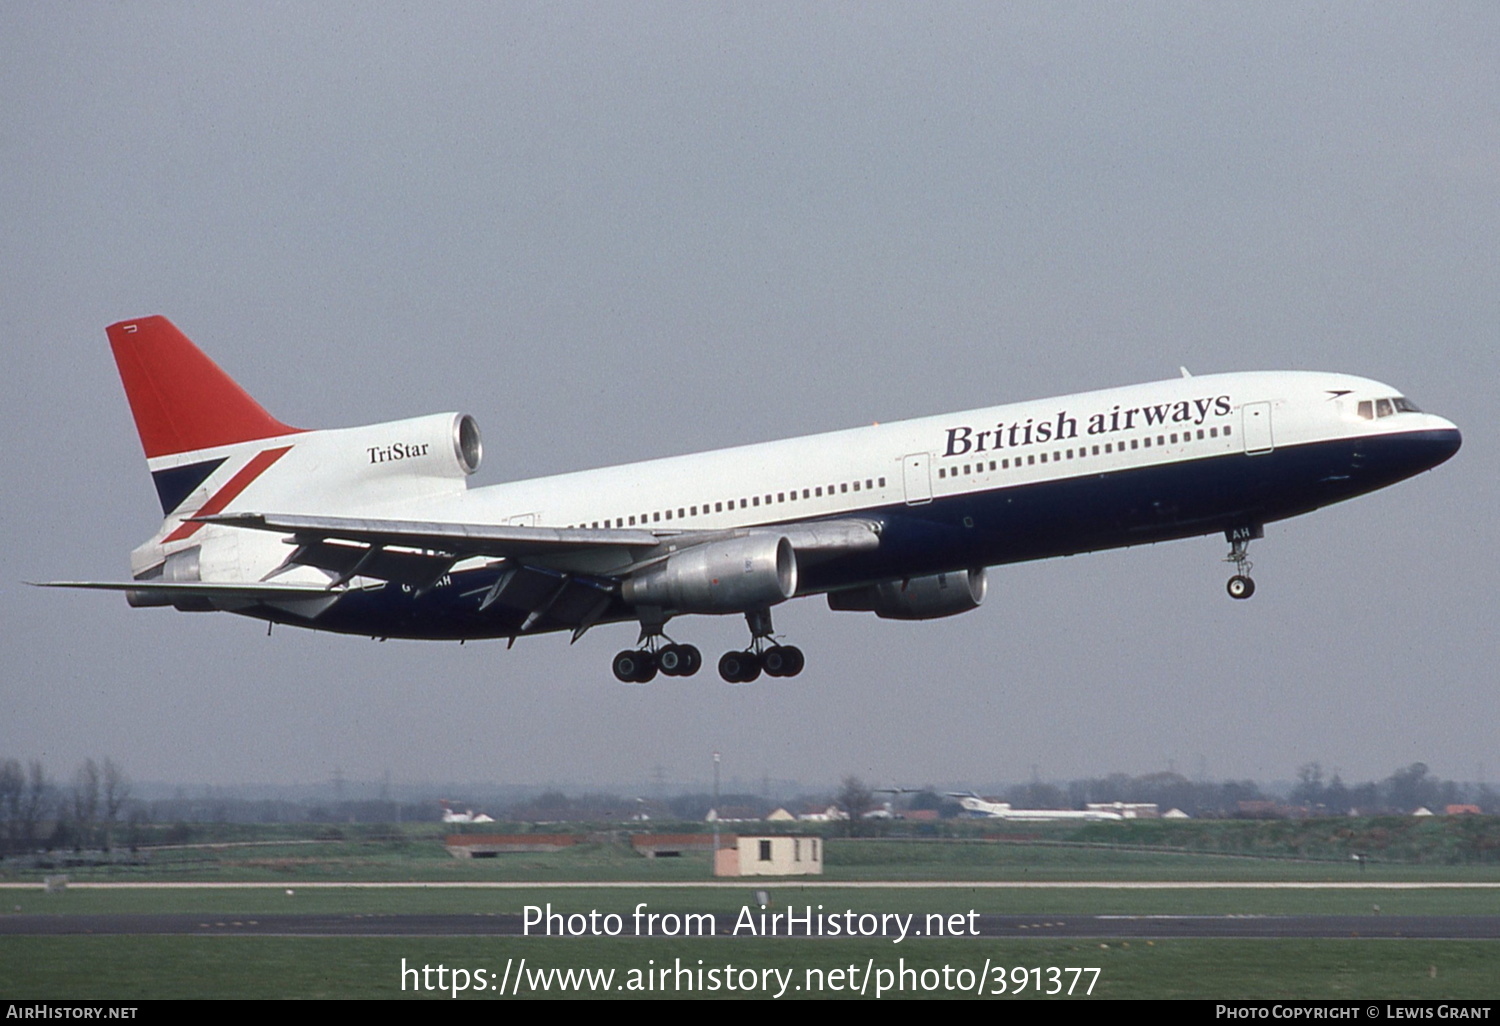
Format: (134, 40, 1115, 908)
(150, 457, 228, 514)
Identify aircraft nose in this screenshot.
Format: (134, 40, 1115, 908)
(1410, 419, 1462, 473)
(1428, 419, 1462, 465)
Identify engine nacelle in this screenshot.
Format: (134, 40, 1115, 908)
(353, 411, 483, 478)
(622, 534, 798, 613)
(826, 568, 987, 620)
(282, 411, 484, 511)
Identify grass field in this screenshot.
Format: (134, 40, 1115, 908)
(5, 935, 1498, 1000)
(4, 825, 1499, 1000)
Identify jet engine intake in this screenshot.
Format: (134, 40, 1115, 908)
(622, 534, 797, 613)
(826, 568, 987, 620)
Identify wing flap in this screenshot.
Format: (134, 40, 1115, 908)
(31, 580, 337, 596)
(199, 512, 663, 558)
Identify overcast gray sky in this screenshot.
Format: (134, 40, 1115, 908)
(3, 3, 1496, 794)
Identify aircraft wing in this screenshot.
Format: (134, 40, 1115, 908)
(30, 580, 337, 597)
(197, 511, 883, 590)
(199, 512, 664, 558)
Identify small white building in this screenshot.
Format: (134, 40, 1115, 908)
(714, 835, 824, 877)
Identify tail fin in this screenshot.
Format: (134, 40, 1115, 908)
(107, 316, 302, 460)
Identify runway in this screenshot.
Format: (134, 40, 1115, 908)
(6, 912, 1500, 939)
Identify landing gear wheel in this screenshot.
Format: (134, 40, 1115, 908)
(719, 650, 762, 683)
(762, 645, 805, 677)
(612, 649, 657, 683)
(657, 644, 702, 677)
(1227, 574, 1255, 600)
(782, 645, 805, 676)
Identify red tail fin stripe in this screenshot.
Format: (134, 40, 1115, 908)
(162, 446, 293, 543)
(108, 316, 303, 458)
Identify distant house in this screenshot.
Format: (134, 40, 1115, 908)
(1444, 805, 1482, 816)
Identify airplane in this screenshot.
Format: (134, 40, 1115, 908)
(946, 792, 1124, 822)
(438, 800, 494, 824)
(38, 316, 1461, 684)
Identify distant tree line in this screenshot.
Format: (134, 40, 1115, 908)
(1288, 762, 1496, 816)
(0, 757, 135, 853)
(3, 758, 1495, 842)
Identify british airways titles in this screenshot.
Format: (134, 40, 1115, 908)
(943, 393, 1234, 459)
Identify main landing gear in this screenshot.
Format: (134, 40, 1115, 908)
(1224, 524, 1262, 600)
(611, 609, 805, 683)
(718, 608, 804, 683)
(612, 639, 703, 683)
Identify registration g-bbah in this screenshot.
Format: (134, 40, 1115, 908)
(41, 317, 1461, 683)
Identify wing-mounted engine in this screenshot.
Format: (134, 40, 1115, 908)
(621, 534, 797, 613)
(827, 568, 987, 620)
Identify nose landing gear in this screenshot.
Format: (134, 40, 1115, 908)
(1224, 524, 1262, 600)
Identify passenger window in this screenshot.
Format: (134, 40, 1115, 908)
(752, 496, 760, 507)
(815, 487, 823, 497)
(1040, 452, 1048, 463)
(840, 483, 848, 493)
(1131, 439, 1139, 450)
(1143, 437, 1151, 448)
(778, 492, 785, 502)
(866, 479, 873, 489)
(803, 488, 811, 498)
(1224, 425, 1232, 436)
(1209, 428, 1217, 438)
(628, 516, 636, 525)
(853, 481, 860, 491)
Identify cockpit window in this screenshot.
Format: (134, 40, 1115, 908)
(1360, 396, 1419, 421)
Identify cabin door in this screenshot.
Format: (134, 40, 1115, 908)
(1242, 402, 1274, 455)
(902, 452, 932, 505)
